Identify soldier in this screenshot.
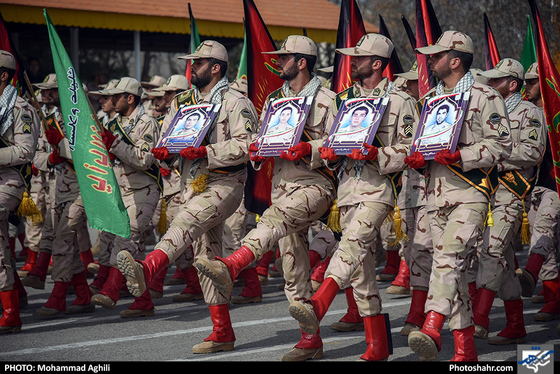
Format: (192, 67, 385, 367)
(91, 77, 161, 318)
(517, 62, 560, 322)
(472, 58, 546, 344)
(141, 75, 167, 118)
(286, 33, 418, 361)
(404, 31, 512, 361)
(0, 51, 40, 333)
(192, 35, 337, 361)
(115, 41, 258, 353)
(33, 77, 94, 318)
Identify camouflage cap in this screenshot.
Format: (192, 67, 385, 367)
(415, 30, 473, 55)
(479, 58, 525, 80)
(262, 35, 317, 57)
(154, 74, 191, 92)
(394, 61, 418, 81)
(0, 50, 15, 70)
(104, 77, 143, 97)
(34, 73, 58, 89)
(178, 40, 228, 62)
(229, 76, 248, 94)
(336, 33, 393, 58)
(141, 75, 167, 88)
(525, 62, 539, 80)
(89, 79, 119, 96)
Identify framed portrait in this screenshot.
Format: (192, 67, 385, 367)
(158, 103, 221, 153)
(411, 92, 470, 160)
(323, 97, 389, 155)
(256, 96, 313, 157)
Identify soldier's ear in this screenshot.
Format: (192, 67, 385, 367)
(0, 71, 9, 84)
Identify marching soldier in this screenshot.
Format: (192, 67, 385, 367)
(91, 77, 161, 318)
(405, 30, 512, 361)
(116, 41, 258, 353)
(287, 33, 418, 361)
(0, 51, 40, 333)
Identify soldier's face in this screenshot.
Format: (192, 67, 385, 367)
(42, 88, 59, 106)
(191, 59, 213, 89)
(406, 79, 419, 100)
(351, 55, 374, 81)
(429, 51, 452, 80)
(112, 93, 131, 114)
(277, 54, 299, 81)
(99, 95, 114, 113)
(487, 76, 511, 99)
(524, 78, 541, 103)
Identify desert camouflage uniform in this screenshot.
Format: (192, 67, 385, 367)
(243, 85, 336, 302)
(156, 86, 257, 305)
(323, 78, 418, 316)
(0, 96, 40, 290)
(477, 99, 546, 300)
(423, 82, 512, 330)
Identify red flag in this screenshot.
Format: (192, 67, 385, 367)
(378, 14, 404, 81)
(184, 3, 201, 83)
(330, 0, 366, 94)
(0, 11, 27, 95)
(483, 13, 501, 70)
(242, 0, 283, 215)
(529, 0, 560, 195)
(415, 0, 442, 97)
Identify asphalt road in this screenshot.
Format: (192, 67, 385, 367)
(2, 244, 560, 368)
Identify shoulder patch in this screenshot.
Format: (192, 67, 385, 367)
(498, 123, 510, 137)
(489, 113, 502, 125)
(141, 142, 150, 152)
(403, 114, 415, 137)
(528, 128, 538, 141)
(241, 109, 253, 119)
(21, 114, 32, 124)
(529, 118, 541, 128)
(143, 134, 153, 142)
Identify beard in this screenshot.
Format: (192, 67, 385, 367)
(430, 63, 452, 81)
(279, 62, 299, 81)
(352, 64, 374, 81)
(191, 68, 212, 90)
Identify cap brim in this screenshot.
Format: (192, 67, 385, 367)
(35, 83, 58, 89)
(394, 71, 418, 80)
(103, 88, 126, 95)
(479, 69, 510, 79)
(525, 73, 539, 80)
(177, 53, 202, 60)
(335, 47, 373, 56)
(261, 49, 291, 55)
(414, 45, 449, 55)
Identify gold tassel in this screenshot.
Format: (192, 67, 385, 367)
(390, 204, 408, 245)
(17, 191, 43, 225)
(521, 199, 531, 245)
(191, 174, 208, 194)
(486, 202, 494, 227)
(326, 199, 342, 233)
(157, 197, 167, 235)
(255, 214, 260, 223)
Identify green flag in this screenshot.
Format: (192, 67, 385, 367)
(520, 15, 537, 70)
(43, 9, 131, 238)
(236, 22, 248, 81)
(185, 3, 201, 81)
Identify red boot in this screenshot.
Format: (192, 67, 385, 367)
(288, 277, 340, 334)
(408, 310, 446, 361)
(22, 251, 51, 290)
(92, 267, 124, 309)
(520, 253, 545, 297)
(89, 264, 111, 294)
(120, 289, 154, 318)
(468, 282, 478, 308)
(67, 271, 95, 314)
(387, 260, 411, 294)
(311, 257, 330, 291)
(19, 249, 37, 274)
(36, 281, 69, 316)
(401, 289, 428, 335)
(80, 249, 95, 274)
(195, 245, 255, 294)
(360, 314, 393, 361)
(173, 266, 203, 302)
(534, 278, 560, 321)
(0, 289, 22, 333)
(451, 325, 478, 361)
(377, 250, 400, 281)
(473, 288, 496, 338)
(232, 267, 262, 304)
(309, 250, 321, 271)
(116, 249, 170, 297)
(489, 298, 527, 344)
(281, 328, 323, 361)
(330, 287, 363, 331)
(192, 304, 235, 353)
(256, 250, 274, 279)
(148, 267, 168, 298)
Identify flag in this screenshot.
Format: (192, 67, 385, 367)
(184, 3, 201, 83)
(378, 14, 404, 81)
(483, 13, 501, 70)
(242, 0, 283, 216)
(0, 11, 28, 96)
(520, 15, 537, 70)
(529, 0, 560, 195)
(330, 0, 366, 94)
(236, 21, 248, 81)
(415, 0, 442, 97)
(43, 9, 130, 237)
(401, 15, 417, 53)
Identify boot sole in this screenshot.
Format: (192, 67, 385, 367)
(518, 269, 536, 298)
(195, 258, 233, 295)
(408, 331, 438, 361)
(488, 335, 526, 345)
(192, 341, 234, 354)
(288, 302, 319, 335)
(0, 325, 22, 334)
(116, 251, 146, 298)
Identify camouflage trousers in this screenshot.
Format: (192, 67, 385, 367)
(426, 202, 487, 330)
(155, 174, 245, 305)
(401, 206, 433, 290)
(242, 184, 334, 302)
(528, 188, 560, 278)
(476, 201, 525, 300)
(325, 201, 393, 317)
(163, 191, 192, 272)
(23, 177, 47, 253)
(0, 192, 23, 290)
(50, 196, 89, 282)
